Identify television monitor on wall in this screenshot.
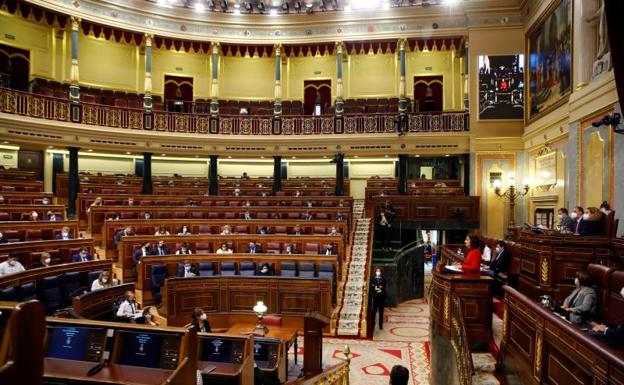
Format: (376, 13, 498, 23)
(478, 55, 525, 120)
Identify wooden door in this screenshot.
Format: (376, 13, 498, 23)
(303, 80, 331, 115)
(17, 150, 43, 180)
(164, 75, 193, 112)
(414, 76, 443, 112)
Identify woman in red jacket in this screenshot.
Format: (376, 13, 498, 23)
(458, 234, 482, 274)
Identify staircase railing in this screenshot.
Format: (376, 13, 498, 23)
(450, 294, 474, 385)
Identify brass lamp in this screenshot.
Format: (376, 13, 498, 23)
(494, 173, 530, 240)
(252, 301, 269, 336)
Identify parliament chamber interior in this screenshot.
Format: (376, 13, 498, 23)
(0, 0, 623, 384)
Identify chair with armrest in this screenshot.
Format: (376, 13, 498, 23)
(0, 286, 17, 301)
(150, 264, 168, 302)
(41, 275, 62, 314)
(280, 262, 296, 277)
(262, 314, 283, 327)
(198, 262, 215, 276)
(61, 271, 83, 306)
(239, 261, 256, 276)
(220, 262, 236, 276)
(305, 243, 319, 255)
(298, 262, 315, 278)
(17, 282, 37, 301)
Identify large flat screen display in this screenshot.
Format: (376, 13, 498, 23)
(478, 55, 524, 120)
(46, 326, 106, 362)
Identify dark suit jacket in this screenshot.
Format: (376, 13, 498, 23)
(320, 248, 337, 255)
(177, 265, 199, 277)
(490, 250, 511, 274)
(133, 248, 150, 264)
(56, 234, 74, 240)
(370, 276, 387, 301)
(558, 216, 576, 231)
(150, 246, 170, 256)
(246, 246, 261, 254)
(71, 253, 93, 262)
(0, 235, 7, 244)
(603, 323, 624, 350)
(114, 230, 128, 246)
(582, 220, 603, 236)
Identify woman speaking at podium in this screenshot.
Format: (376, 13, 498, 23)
(459, 235, 482, 274)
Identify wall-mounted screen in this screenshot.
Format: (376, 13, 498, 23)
(46, 326, 107, 362)
(116, 331, 180, 369)
(478, 55, 525, 120)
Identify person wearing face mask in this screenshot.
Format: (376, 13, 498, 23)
(591, 286, 624, 350)
(176, 242, 193, 255)
(571, 206, 588, 235)
(143, 211, 152, 220)
(216, 242, 233, 254)
(91, 270, 117, 291)
(0, 231, 8, 244)
(559, 270, 597, 324)
(0, 253, 25, 276)
(38, 252, 52, 268)
(556, 208, 576, 233)
(0, 195, 5, 205)
(56, 226, 74, 240)
(41, 197, 50, 205)
(220, 225, 232, 235)
(487, 241, 511, 277)
(190, 307, 212, 333)
(178, 260, 197, 277)
(29, 210, 39, 221)
(599, 201, 612, 216)
(177, 225, 192, 236)
(72, 247, 93, 262)
(240, 211, 253, 220)
(580, 207, 605, 236)
(370, 267, 387, 330)
(47, 211, 59, 221)
(150, 240, 170, 256)
(257, 263, 272, 276)
(320, 242, 337, 256)
(282, 244, 294, 254)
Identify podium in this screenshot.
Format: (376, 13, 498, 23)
(303, 311, 330, 376)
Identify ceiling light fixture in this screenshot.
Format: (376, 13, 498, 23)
(269, 8, 278, 15)
(194, 1, 205, 11)
(305, 2, 313, 13)
(344, 3, 351, 11)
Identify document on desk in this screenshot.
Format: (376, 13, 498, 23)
(444, 265, 463, 273)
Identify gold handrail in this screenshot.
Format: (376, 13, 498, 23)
(285, 345, 351, 385)
(450, 294, 474, 385)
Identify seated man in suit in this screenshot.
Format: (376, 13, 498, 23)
(556, 208, 576, 232)
(282, 243, 295, 254)
(320, 242, 337, 256)
(56, 226, 73, 240)
(240, 211, 253, 220)
(114, 226, 134, 247)
(72, 247, 93, 262)
(590, 286, 624, 350)
(256, 226, 270, 235)
(571, 206, 588, 235)
(485, 240, 511, 277)
(290, 225, 303, 235)
(150, 240, 170, 256)
(46, 211, 59, 221)
(178, 260, 198, 278)
(133, 241, 151, 265)
(247, 240, 261, 254)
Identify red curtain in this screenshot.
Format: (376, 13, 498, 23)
(0, 43, 30, 91)
(413, 76, 443, 112)
(303, 80, 332, 115)
(164, 75, 193, 101)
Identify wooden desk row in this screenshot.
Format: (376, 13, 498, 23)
(0, 259, 112, 290)
(365, 195, 481, 226)
(71, 283, 135, 321)
(89, 206, 351, 236)
(135, 253, 339, 304)
(78, 193, 352, 222)
(162, 276, 333, 330)
(0, 204, 66, 221)
(501, 285, 624, 385)
(115, 234, 344, 282)
(0, 220, 80, 243)
(0, 238, 96, 268)
(366, 178, 461, 189)
(0, 169, 37, 180)
(364, 186, 465, 200)
(101, 218, 348, 251)
(0, 191, 54, 204)
(0, 179, 43, 192)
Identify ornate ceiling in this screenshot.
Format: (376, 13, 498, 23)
(24, 0, 523, 43)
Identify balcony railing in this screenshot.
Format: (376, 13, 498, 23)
(0, 87, 469, 135)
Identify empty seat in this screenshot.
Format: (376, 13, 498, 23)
(298, 263, 315, 278)
(41, 275, 62, 314)
(17, 282, 37, 301)
(304, 243, 319, 255)
(280, 262, 296, 277)
(316, 213, 329, 220)
(0, 212, 9, 221)
(287, 213, 300, 220)
(239, 261, 256, 276)
(313, 226, 327, 235)
(274, 226, 287, 235)
(150, 264, 168, 302)
(198, 226, 212, 234)
(266, 242, 281, 254)
(220, 262, 236, 276)
(195, 241, 212, 253)
(224, 212, 236, 219)
(234, 225, 249, 234)
(25, 229, 43, 241)
(0, 286, 17, 301)
(318, 263, 335, 283)
(256, 212, 269, 219)
(158, 212, 172, 219)
(208, 212, 220, 219)
(62, 272, 83, 306)
(198, 262, 215, 277)
(262, 314, 283, 327)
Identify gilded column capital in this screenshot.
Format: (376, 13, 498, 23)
(335, 41, 344, 53)
(211, 41, 220, 54)
(70, 16, 81, 31)
(274, 43, 282, 56)
(398, 38, 407, 51)
(144, 33, 153, 47)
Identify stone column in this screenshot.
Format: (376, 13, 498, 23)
(209, 155, 219, 195)
(398, 154, 408, 195)
(67, 147, 80, 219)
(574, 0, 599, 89)
(334, 153, 345, 197)
(210, 42, 220, 117)
(335, 41, 344, 116)
(398, 38, 408, 114)
(144, 34, 153, 110)
(274, 44, 282, 117)
(142, 152, 153, 195)
(69, 16, 81, 122)
(273, 155, 282, 194)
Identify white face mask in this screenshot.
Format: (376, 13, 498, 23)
(375, 272, 381, 277)
(570, 212, 578, 219)
(495, 247, 502, 254)
(575, 278, 580, 287)
(621, 287, 624, 298)
(185, 265, 191, 270)
(261, 268, 268, 273)
(32, 213, 38, 218)
(582, 213, 590, 220)
(44, 258, 51, 265)
(102, 278, 109, 284)
(601, 208, 608, 214)
(200, 314, 207, 321)
(558, 214, 563, 219)
(62, 232, 68, 237)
